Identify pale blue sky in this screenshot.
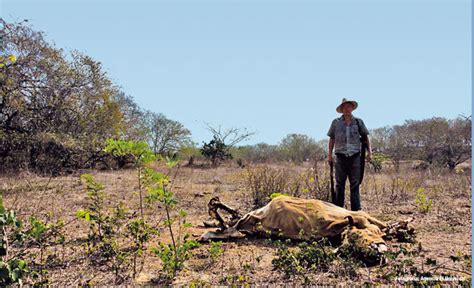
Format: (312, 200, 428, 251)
(2, 0, 471, 145)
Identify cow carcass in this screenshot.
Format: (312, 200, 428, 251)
(199, 195, 415, 262)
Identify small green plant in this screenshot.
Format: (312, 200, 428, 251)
(126, 218, 159, 278)
(104, 139, 166, 280)
(208, 241, 223, 263)
(76, 173, 150, 283)
(0, 193, 28, 286)
(143, 168, 170, 205)
(104, 139, 157, 222)
(188, 279, 211, 288)
(373, 243, 469, 285)
(151, 206, 199, 280)
(152, 234, 200, 280)
(17, 215, 66, 285)
(377, 243, 444, 285)
(219, 274, 252, 286)
(76, 174, 109, 250)
(105, 139, 199, 281)
(369, 152, 391, 173)
(138, 156, 200, 281)
(415, 188, 433, 213)
(271, 239, 335, 279)
(0, 258, 28, 286)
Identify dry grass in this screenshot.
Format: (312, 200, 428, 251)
(0, 160, 471, 285)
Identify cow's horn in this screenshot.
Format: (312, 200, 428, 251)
(345, 215, 354, 227)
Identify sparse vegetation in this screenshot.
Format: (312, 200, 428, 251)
(0, 19, 471, 286)
(0, 151, 471, 285)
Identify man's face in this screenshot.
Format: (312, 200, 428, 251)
(341, 102, 354, 115)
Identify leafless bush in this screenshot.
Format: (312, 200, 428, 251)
(243, 161, 331, 208)
(243, 165, 290, 208)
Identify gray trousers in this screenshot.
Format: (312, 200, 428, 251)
(333, 152, 362, 211)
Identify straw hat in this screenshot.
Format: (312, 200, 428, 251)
(336, 98, 358, 113)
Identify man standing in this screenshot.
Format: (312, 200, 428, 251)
(327, 98, 372, 211)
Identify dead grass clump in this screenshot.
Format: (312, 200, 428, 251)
(243, 162, 331, 208)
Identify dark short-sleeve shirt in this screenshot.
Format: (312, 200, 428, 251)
(327, 115, 369, 156)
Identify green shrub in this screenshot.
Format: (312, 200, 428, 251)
(0, 194, 28, 286)
(271, 239, 335, 279)
(369, 152, 391, 173)
(208, 241, 223, 262)
(415, 188, 433, 213)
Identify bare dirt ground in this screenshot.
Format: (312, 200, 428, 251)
(1, 160, 472, 286)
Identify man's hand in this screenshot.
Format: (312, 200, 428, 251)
(328, 154, 333, 164)
(366, 151, 372, 162)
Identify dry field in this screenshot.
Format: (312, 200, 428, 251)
(0, 160, 471, 286)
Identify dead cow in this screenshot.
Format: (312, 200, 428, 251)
(199, 195, 414, 262)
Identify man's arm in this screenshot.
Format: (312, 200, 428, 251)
(365, 135, 372, 162)
(328, 137, 335, 163)
(327, 119, 336, 163)
(358, 118, 372, 161)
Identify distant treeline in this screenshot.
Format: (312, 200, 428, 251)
(0, 21, 471, 174)
(223, 116, 471, 171)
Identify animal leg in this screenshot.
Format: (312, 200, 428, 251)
(382, 217, 415, 242)
(366, 215, 388, 229)
(207, 197, 243, 229)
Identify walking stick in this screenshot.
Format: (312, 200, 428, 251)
(329, 160, 335, 203)
(355, 118, 368, 184)
(360, 137, 367, 184)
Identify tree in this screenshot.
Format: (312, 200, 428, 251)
(200, 136, 232, 166)
(200, 125, 254, 166)
(143, 112, 192, 155)
(0, 20, 126, 173)
(369, 126, 392, 154)
(278, 133, 324, 163)
(385, 125, 411, 171)
(403, 117, 449, 164)
(233, 143, 281, 163)
(113, 91, 148, 141)
(316, 139, 329, 160)
(384, 117, 471, 170)
(442, 116, 471, 170)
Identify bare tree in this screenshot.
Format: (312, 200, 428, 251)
(369, 126, 392, 154)
(113, 90, 147, 141)
(201, 124, 255, 166)
(279, 133, 324, 163)
(443, 116, 471, 170)
(144, 111, 192, 155)
(205, 124, 255, 148)
(385, 125, 411, 171)
(384, 117, 471, 170)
